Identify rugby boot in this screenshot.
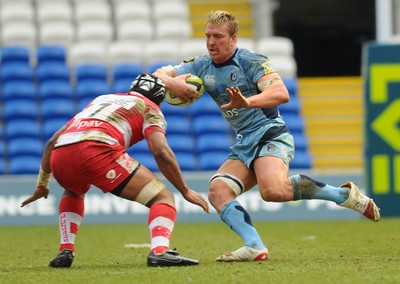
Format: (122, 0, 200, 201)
(147, 249, 199, 267)
(216, 246, 269, 262)
(49, 249, 74, 268)
(340, 181, 380, 222)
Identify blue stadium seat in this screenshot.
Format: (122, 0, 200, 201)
(165, 115, 191, 135)
(147, 61, 175, 74)
(77, 97, 94, 111)
(5, 119, 41, 141)
(0, 141, 5, 159)
(111, 63, 143, 82)
(75, 79, 111, 102)
(291, 150, 312, 169)
(197, 133, 232, 154)
(1, 81, 37, 102)
(0, 123, 3, 140)
(161, 101, 190, 117)
(112, 78, 133, 93)
(283, 114, 305, 134)
(0, 63, 34, 85)
(128, 139, 151, 154)
(0, 158, 5, 174)
(7, 138, 44, 158)
(189, 94, 220, 118)
(1, 45, 30, 65)
(37, 62, 70, 84)
(36, 45, 67, 65)
(192, 115, 229, 137)
(198, 151, 227, 171)
(3, 99, 39, 121)
(40, 98, 75, 121)
(74, 63, 108, 82)
(167, 134, 195, 154)
(175, 152, 197, 171)
(38, 80, 74, 102)
(9, 155, 42, 174)
(129, 152, 158, 172)
(283, 77, 298, 96)
(293, 133, 309, 151)
(279, 96, 300, 115)
(42, 118, 69, 141)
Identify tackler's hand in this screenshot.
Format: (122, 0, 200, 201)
(20, 185, 49, 208)
(182, 189, 210, 213)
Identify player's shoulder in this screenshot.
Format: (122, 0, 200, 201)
(175, 54, 212, 75)
(180, 54, 211, 65)
(236, 47, 265, 60)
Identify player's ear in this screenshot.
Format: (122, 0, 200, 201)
(231, 33, 237, 44)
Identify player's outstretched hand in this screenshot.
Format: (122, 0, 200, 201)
(221, 87, 250, 110)
(20, 185, 49, 207)
(182, 189, 210, 213)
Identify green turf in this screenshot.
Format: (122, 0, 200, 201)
(0, 218, 399, 284)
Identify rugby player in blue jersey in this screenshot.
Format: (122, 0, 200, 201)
(154, 10, 380, 262)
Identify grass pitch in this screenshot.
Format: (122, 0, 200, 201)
(0, 218, 399, 284)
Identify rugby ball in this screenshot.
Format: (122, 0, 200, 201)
(164, 75, 204, 107)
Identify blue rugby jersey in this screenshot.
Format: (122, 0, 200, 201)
(174, 48, 286, 136)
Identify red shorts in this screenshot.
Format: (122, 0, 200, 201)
(51, 141, 140, 195)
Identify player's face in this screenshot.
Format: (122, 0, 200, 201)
(205, 23, 237, 64)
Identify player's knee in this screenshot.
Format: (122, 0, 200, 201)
(208, 182, 223, 205)
(208, 173, 244, 204)
(259, 184, 286, 202)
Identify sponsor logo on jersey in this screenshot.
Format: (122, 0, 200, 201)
(204, 75, 216, 86)
(222, 108, 239, 118)
(116, 153, 139, 173)
(183, 57, 195, 63)
(281, 148, 288, 159)
(71, 119, 104, 130)
(267, 144, 276, 153)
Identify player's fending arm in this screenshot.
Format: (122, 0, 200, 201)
(146, 131, 209, 213)
(221, 72, 290, 110)
(20, 125, 68, 207)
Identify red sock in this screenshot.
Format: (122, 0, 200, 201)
(58, 196, 84, 252)
(148, 203, 176, 254)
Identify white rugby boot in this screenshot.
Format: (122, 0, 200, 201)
(216, 246, 269, 262)
(339, 181, 380, 222)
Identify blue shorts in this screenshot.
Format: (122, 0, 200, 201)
(227, 124, 295, 170)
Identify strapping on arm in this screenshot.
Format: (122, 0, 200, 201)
(257, 77, 282, 91)
(160, 65, 174, 77)
(36, 166, 51, 188)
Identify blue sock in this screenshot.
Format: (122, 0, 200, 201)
(220, 200, 265, 250)
(290, 174, 349, 204)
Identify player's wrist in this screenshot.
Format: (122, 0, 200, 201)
(36, 166, 51, 188)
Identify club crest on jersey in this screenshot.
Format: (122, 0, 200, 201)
(230, 70, 237, 81)
(106, 169, 117, 179)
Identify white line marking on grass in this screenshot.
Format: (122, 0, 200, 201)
(124, 243, 151, 248)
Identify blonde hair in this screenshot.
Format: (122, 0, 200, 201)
(205, 10, 239, 36)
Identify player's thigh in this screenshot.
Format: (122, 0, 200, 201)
(253, 156, 289, 200)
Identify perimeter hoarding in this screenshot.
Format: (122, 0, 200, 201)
(0, 172, 362, 226)
(364, 42, 400, 216)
